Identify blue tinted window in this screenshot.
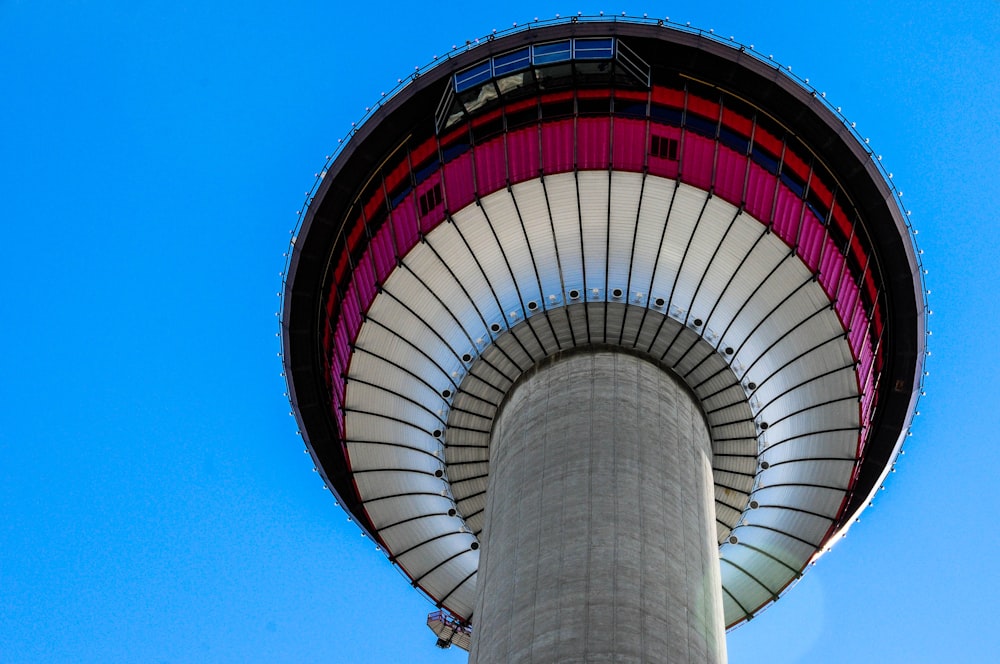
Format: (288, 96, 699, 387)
(493, 48, 530, 76)
(390, 186, 412, 209)
(574, 38, 614, 60)
(532, 40, 572, 65)
(455, 61, 492, 93)
(780, 171, 805, 198)
(686, 114, 716, 138)
(719, 126, 749, 155)
(442, 141, 470, 163)
(414, 159, 440, 186)
(752, 147, 780, 175)
(650, 105, 683, 126)
(454, 38, 619, 93)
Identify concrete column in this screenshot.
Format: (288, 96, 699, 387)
(469, 349, 726, 664)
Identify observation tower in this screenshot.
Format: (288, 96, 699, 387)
(280, 16, 926, 663)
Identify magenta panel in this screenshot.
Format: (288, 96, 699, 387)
(835, 271, 861, 327)
(612, 118, 646, 172)
(442, 152, 475, 213)
(329, 351, 343, 392)
(540, 119, 574, 174)
(333, 317, 350, 374)
(772, 186, 802, 247)
(577, 117, 611, 170)
(359, 248, 381, 307)
(714, 145, 746, 205)
(417, 173, 445, 234)
(681, 133, 714, 190)
(647, 126, 681, 180)
(818, 237, 844, 298)
(745, 163, 776, 221)
(370, 225, 396, 284)
(849, 317, 866, 359)
(341, 282, 363, 340)
(798, 213, 824, 272)
(390, 198, 419, 257)
(858, 342, 874, 392)
(475, 139, 507, 195)
(850, 301, 870, 350)
(330, 345, 346, 405)
(849, 313, 870, 369)
(507, 127, 540, 185)
(353, 257, 377, 312)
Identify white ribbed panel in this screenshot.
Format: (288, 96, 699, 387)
(343, 173, 859, 625)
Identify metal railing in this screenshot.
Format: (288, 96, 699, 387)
(615, 36, 650, 87)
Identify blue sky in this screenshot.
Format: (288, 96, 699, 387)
(2, 2, 998, 662)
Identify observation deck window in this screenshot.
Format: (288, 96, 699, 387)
(452, 38, 620, 96)
(531, 40, 572, 65)
(574, 38, 615, 60)
(492, 48, 531, 77)
(455, 61, 493, 93)
(441, 37, 648, 133)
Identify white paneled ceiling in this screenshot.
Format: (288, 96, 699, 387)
(344, 173, 860, 625)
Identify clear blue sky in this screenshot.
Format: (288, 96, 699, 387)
(2, 2, 998, 662)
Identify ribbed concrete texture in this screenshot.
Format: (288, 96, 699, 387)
(469, 349, 726, 664)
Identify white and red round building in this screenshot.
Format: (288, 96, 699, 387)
(281, 17, 926, 663)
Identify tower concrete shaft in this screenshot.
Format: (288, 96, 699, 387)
(470, 350, 726, 663)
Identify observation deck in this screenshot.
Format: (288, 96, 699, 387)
(281, 17, 926, 639)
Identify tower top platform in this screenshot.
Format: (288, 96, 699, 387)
(281, 16, 926, 628)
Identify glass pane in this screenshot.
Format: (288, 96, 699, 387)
(493, 48, 530, 76)
(574, 38, 614, 60)
(460, 83, 498, 114)
(455, 61, 492, 93)
(535, 63, 573, 88)
(532, 40, 572, 65)
(496, 71, 533, 95)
